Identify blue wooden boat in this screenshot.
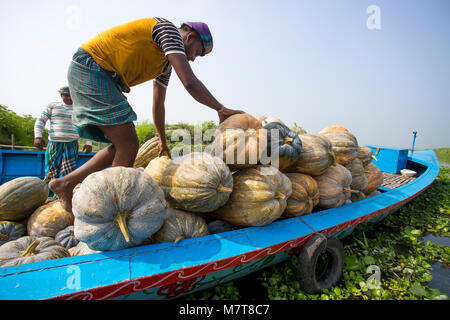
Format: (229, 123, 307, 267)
(0, 146, 440, 300)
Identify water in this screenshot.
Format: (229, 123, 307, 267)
(421, 234, 450, 296)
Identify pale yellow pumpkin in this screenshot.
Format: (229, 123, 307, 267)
(144, 156, 172, 185)
(133, 137, 160, 168)
(214, 165, 292, 227)
(283, 133, 336, 176)
(320, 131, 358, 165)
(284, 173, 319, 217)
(313, 164, 354, 209)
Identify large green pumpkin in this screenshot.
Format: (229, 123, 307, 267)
(150, 208, 209, 244)
(160, 152, 233, 213)
(214, 165, 292, 227)
(72, 167, 167, 251)
(313, 164, 354, 209)
(284, 173, 319, 217)
(0, 236, 69, 267)
(320, 131, 358, 165)
(27, 200, 74, 238)
(0, 221, 26, 246)
(263, 121, 303, 170)
(0, 177, 49, 221)
(283, 133, 336, 176)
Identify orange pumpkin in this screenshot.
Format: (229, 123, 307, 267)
(318, 125, 349, 134)
(284, 173, 319, 217)
(210, 113, 268, 171)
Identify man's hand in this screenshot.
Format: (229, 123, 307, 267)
(158, 140, 172, 159)
(34, 138, 44, 150)
(218, 107, 245, 124)
(82, 144, 93, 154)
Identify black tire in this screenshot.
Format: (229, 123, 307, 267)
(296, 234, 344, 294)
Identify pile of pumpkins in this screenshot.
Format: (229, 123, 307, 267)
(0, 113, 384, 267)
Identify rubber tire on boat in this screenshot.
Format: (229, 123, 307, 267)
(296, 234, 344, 294)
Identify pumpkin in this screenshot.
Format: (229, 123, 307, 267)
(344, 158, 368, 191)
(209, 113, 268, 171)
(263, 121, 303, 170)
(160, 152, 233, 213)
(27, 200, 74, 238)
(350, 190, 366, 203)
(214, 165, 292, 227)
(283, 133, 336, 176)
(357, 146, 377, 167)
(150, 208, 209, 244)
(0, 221, 26, 246)
(207, 220, 237, 234)
(320, 131, 358, 165)
(290, 122, 308, 135)
(133, 136, 160, 168)
(55, 226, 79, 250)
(318, 125, 349, 134)
(0, 236, 69, 267)
(144, 156, 172, 185)
(69, 241, 101, 256)
(284, 173, 319, 217)
(362, 163, 384, 195)
(313, 164, 354, 209)
(0, 177, 49, 221)
(72, 167, 167, 251)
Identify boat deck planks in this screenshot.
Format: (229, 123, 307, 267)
(381, 172, 416, 189)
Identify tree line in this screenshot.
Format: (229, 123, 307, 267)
(0, 104, 217, 153)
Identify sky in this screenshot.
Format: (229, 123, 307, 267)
(0, 0, 449, 149)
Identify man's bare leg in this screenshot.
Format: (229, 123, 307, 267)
(49, 123, 139, 212)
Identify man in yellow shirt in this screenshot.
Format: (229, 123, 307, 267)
(50, 18, 243, 211)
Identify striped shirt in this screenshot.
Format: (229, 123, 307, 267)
(34, 102, 92, 145)
(152, 17, 186, 88)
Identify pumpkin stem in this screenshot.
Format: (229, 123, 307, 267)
(284, 137, 294, 144)
(329, 151, 337, 166)
(174, 236, 184, 244)
(115, 212, 131, 243)
(21, 240, 40, 256)
(372, 155, 378, 161)
(0, 234, 8, 241)
(343, 188, 361, 194)
(217, 185, 233, 193)
(275, 192, 286, 199)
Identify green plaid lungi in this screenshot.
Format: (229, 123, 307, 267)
(45, 141, 79, 181)
(68, 48, 137, 143)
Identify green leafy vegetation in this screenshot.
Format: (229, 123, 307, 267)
(434, 148, 450, 166)
(0, 105, 47, 147)
(185, 168, 450, 300)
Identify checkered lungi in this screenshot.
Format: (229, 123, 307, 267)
(45, 141, 79, 180)
(68, 48, 137, 143)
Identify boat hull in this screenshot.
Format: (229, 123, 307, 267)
(0, 149, 440, 300)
